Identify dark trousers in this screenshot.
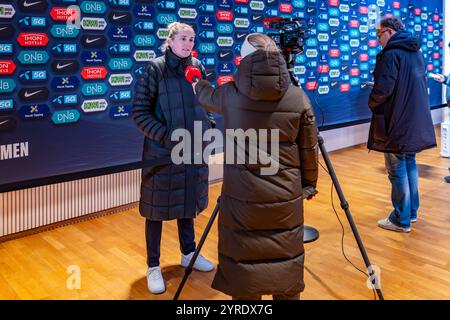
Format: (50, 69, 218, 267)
(146, 218, 196, 268)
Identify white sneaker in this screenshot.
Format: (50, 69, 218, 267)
(147, 266, 165, 294)
(411, 217, 417, 223)
(181, 252, 215, 272)
(378, 218, 411, 233)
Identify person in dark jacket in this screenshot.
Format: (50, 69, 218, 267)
(368, 17, 436, 233)
(132, 22, 214, 294)
(193, 33, 319, 300)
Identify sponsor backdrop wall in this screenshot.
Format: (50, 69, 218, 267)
(0, 0, 444, 186)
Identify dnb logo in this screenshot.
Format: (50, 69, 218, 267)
(19, 87, 49, 101)
(51, 109, 80, 125)
(18, 0, 48, 12)
(52, 60, 79, 74)
(81, 35, 107, 48)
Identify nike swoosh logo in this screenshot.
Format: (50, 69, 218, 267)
(237, 33, 246, 39)
(23, 0, 41, 7)
(252, 15, 262, 20)
(307, 8, 314, 13)
(0, 27, 9, 31)
(220, 53, 230, 57)
(267, 0, 275, 3)
(86, 37, 101, 44)
(113, 14, 127, 20)
(206, 73, 213, 77)
(0, 120, 9, 126)
(24, 90, 42, 98)
(57, 63, 73, 69)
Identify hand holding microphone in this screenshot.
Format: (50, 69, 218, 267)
(184, 66, 201, 93)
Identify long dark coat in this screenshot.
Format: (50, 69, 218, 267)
(196, 50, 319, 297)
(132, 49, 213, 220)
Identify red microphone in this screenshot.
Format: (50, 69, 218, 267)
(184, 66, 201, 84)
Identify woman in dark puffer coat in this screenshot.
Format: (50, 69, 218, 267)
(132, 22, 215, 295)
(194, 33, 319, 300)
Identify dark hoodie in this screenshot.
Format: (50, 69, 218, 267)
(368, 31, 436, 153)
(195, 50, 319, 297)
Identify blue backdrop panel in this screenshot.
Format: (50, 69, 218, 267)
(0, 0, 444, 186)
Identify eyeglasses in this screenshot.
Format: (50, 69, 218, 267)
(377, 29, 390, 38)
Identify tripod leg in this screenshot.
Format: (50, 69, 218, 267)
(318, 135, 384, 300)
(173, 197, 221, 300)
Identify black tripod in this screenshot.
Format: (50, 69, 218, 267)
(174, 197, 220, 300)
(174, 54, 384, 301)
(285, 52, 384, 300)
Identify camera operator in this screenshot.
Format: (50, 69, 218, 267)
(192, 33, 319, 300)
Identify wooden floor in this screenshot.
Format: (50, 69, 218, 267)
(1, 130, 449, 300)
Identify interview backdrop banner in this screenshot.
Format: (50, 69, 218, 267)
(0, 0, 444, 186)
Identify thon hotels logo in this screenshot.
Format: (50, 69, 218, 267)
(0, 142, 29, 161)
